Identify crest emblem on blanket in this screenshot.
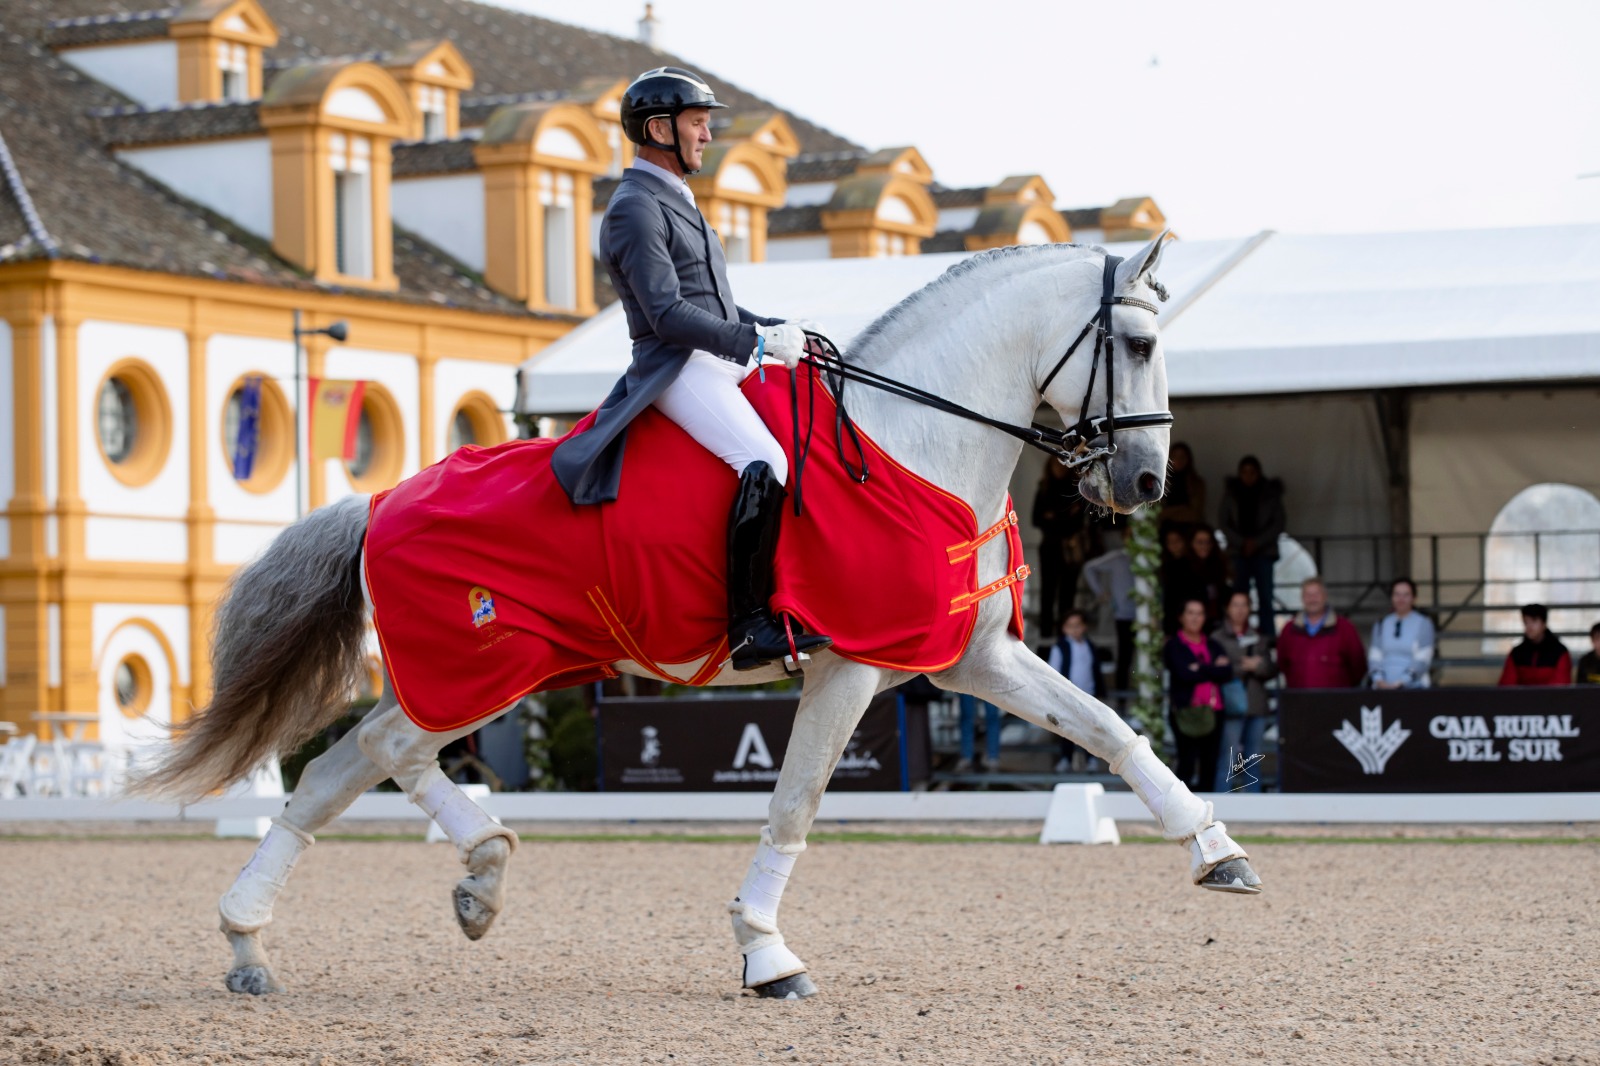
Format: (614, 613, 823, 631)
(468, 585, 497, 628)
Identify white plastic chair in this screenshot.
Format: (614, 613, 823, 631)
(0, 734, 38, 798)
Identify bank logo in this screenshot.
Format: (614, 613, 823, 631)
(1333, 705, 1410, 774)
(640, 726, 661, 766)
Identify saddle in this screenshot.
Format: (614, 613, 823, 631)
(364, 363, 1026, 732)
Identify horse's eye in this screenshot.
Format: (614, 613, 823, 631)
(1128, 337, 1154, 358)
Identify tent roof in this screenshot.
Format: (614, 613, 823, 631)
(1161, 224, 1600, 396)
(516, 224, 1600, 415)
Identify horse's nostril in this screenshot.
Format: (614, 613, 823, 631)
(1137, 471, 1161, 499)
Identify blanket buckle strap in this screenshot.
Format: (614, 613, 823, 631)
(948, 564, 1032, 615)
(946, 509, 1018, 563)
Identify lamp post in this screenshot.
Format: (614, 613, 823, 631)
(292, 310, 349, 519)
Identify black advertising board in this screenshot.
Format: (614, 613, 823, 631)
(597, 693, 905, 791)
(1278, 687, 1600, 792)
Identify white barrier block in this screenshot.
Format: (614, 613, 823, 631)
(216, 760, 285, 839)
(1039, 783, 1120, 845)
(426, 783, 498, 843)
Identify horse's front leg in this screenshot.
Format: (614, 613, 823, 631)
(935, 636, 1262, 894)
(730, 658, 886, 999)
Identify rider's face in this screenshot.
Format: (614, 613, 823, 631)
(656, 108, 712, 171)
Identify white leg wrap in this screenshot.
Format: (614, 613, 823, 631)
(413, 766, 518, 864)
(740, 935, 808, 988)
(219, 819, 313, 934)
(727, 826, 804, 934)
(1190, 820, 1250, 882)
(1109, 735, 1212, 841)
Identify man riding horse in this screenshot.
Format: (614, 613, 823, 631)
(550, 66, 831, 672)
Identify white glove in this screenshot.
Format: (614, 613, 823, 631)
(754, 322, 807, 369)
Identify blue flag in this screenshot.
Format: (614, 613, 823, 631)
(232, 375, 262, 482)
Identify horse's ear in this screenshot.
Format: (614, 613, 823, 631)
(1117, 230, 1171, 294)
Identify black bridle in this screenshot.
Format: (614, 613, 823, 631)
(790, 253, 1175, 495)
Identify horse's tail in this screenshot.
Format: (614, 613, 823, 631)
(128, 495, 372, 803)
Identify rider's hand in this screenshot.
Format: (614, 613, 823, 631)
(755, 323, 807, 369)
(790, 319, 834, 358)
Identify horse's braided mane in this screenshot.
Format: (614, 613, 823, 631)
(848, 242, 1105, 359)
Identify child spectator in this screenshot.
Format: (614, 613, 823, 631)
(1368, 577, 1436, 688)
(1277, 577, 1367, 689)
(1498, 604, 1572, 686)
(1048, 610, 1106, 772)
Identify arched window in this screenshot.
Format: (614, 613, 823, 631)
(1481, 483, 1600, 653)
(343, 383, 405, 492)
(221, 373, 293, 493)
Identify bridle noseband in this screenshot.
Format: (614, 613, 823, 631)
(794, 252, 1176, 479)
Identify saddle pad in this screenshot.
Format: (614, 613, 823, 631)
(364, 363, 1025, 732)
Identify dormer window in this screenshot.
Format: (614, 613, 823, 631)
(331, 133, 374, 278)
(541, 170, 576, 308)
(219, 41, 248, 101)
(419, 85, 447, 141)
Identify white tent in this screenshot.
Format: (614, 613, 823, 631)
(516, 223, 1600, 415)
(514, 234, 1264, 416)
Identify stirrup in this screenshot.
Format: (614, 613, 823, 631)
(729, 613, 831, 672)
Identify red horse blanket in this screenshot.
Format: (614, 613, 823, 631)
(364, 364, 1027, 732)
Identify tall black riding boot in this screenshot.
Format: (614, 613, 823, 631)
(727, 461, 833, 671)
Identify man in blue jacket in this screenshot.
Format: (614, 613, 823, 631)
(551, 67, 831, 671)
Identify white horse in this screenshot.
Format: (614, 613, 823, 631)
(133, 235, 1260, 999)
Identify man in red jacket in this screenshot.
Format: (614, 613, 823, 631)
(1498, 603, 1572, 686)
(1277, 577, 1367, 689)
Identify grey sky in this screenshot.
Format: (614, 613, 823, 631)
(490, 0, 1600, 239)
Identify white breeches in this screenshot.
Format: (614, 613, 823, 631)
(654, 351, 788, 484)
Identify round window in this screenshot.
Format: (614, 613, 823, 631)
(221, 374, 293, 493)
(113, 654, 153, 719)
(98, 377, 138, 463)
(343, 383, 404, 491)
(447, 392, 506, 453)
(95, 360, 172, 487)
(448, 409, 476, 451)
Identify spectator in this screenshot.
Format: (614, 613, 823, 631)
(1048, 610, 1106, 772)
(1497, 604, 1572, 687)
(1277, 577, 1367, 689)
(1163, 599, 1233, 791)
(1576, 622, 1600, 685)
(1159, 441, 1207, 529)
(1031, 460, 1095, 636)
(955, 694, 1003, 773)
(1083, 538, 1135, 691)
(1368, 577, 1437, 689)
(1184, 526, 1232, 627)
(1219, 455, 1286, 629)
(1211, 590, 1277, 792)
(1159, 526, 1199, 635)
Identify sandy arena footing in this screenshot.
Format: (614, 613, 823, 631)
(0, 824, 1596, 1065)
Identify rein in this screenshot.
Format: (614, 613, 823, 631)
(785, 253, 1175, 516)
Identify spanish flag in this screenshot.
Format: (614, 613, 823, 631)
(307, 378, 366, 463)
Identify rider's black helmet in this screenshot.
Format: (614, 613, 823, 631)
(620, 66, 727, 173)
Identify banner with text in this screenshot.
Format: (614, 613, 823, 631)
(1278, 687, 1599, 792)
(598, 694, 903, 791)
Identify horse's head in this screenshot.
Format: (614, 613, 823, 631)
(1038, 233, 1172, 514)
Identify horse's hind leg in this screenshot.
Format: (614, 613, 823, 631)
(356, 701, 520, 940)
(729, 658, 886, 999)
(219, 698, 394, 994)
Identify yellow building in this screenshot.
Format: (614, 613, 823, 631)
(0, 0, 1168, 744)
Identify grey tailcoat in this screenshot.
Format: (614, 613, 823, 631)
(550, 167, 783, 504)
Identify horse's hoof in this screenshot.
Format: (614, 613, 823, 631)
(454, 883, 496, 941)
(1200, 857, 1263, 894)
(751, 972, 819, 1000)
(225, 965, 281, 995)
